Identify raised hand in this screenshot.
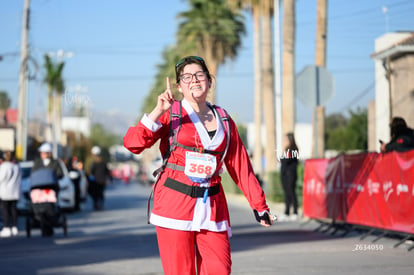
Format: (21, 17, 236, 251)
(148, 77, 175, 121)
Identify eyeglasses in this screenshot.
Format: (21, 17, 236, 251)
(179, 71, 207, 84)
(175, 56, 206, 68)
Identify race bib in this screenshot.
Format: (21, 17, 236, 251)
(184, 151, 217, 183)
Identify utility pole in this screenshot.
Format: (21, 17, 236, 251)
(315, 0, 327, 67)
(16, 0, 30, 161)
(274, 0, 282, 166)
(312, 0, 327, 158)
(253, 5, 263, 175)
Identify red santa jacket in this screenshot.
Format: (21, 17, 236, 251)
(123, 99, 269, 236)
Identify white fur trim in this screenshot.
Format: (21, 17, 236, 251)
(181, 99, 224, 150)
(150, 213, 232, 237)
(141, 113, 162, 132)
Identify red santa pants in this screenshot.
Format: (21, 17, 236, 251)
(156, 226, 232, 275)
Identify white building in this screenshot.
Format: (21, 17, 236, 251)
(62, 116, 91, 137)
(370, 32, 414, 151)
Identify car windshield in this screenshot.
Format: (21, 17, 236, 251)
(22, 167, 32, 178)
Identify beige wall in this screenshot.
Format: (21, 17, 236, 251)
(373, 32, 412, 152)
(391, 54, 414, 129)
(368, 100, 376, 152)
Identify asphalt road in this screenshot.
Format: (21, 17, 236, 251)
(0, 180, 413, 275)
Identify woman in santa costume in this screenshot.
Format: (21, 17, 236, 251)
(124, 56, 275, 275)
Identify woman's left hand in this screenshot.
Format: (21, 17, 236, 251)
(254, 210, 276, 227)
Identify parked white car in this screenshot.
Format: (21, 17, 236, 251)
(17, 160, 75, 214)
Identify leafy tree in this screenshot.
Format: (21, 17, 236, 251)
(142, 0, 246, 113)
(90, 123, 121, 151)
(346, 108, 368, 150)
(0, 90, 10, 111)
(0, 90, 11, 125)
(325, 113, 347, 130)
(236, 123, 248, 148)
(325, 109, 367, 151)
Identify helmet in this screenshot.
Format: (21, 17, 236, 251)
(91, 146, 101, 155)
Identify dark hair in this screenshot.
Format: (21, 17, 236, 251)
(3, 151, 13, 162)
(285, 132, 299, 151)
(390, 117, 408, 141)
(175, 56, 212, 84)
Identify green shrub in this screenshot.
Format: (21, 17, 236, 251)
(266, 170, 284, 202)
(220, 172, 242, 194)
(297, 162, 304, 206)
(266, 162, 304, 206)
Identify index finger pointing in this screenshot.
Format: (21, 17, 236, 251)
(166, 77, 171, 90)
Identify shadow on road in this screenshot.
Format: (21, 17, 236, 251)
(228, 217, 361, 253)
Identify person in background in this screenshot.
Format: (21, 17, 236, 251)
(30, 143, 63, 237)
(380, 117, 414, 153)
(0, 151, 22, 237)
(32, 143, 63, 179)
(279, 133, 300, 222)
(121, 163, 133, 184)
(88, 146, 111, 210)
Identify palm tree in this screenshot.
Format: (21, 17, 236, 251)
(227, 0, 277, 173)
(228, 0, 264, 173)
(43, 54, 65, 143)
(282, 0, 296, 136)
(55, 76, 65, 144)
(0, 90, 11, 126)
(260, 0, 277, 172)
(177, 0, 245, 103)
(251, 3, 263, 175)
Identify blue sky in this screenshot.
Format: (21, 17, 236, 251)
(1, 0, 414, 127)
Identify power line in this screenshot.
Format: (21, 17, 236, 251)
(337, 81, 375, 113)
(297, 0, 413, 25)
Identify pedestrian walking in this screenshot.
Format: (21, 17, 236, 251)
(124, 56, 275, 275)
(67, 156, 82, 211)
(88, 146, 111, 211)
(0, 151, 22, 237)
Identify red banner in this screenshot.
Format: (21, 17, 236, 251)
(303, 150, 414, 234)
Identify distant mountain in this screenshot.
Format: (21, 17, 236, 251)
(90, 109, 138, 137)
